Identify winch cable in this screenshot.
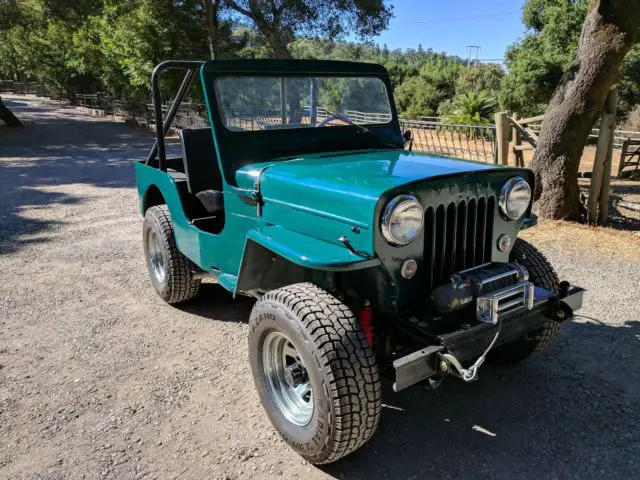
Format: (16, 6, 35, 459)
(441, 319, 503, 382)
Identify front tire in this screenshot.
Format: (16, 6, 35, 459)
(248, 283, 382, 464)
(488, 238, 562, 364)
(142, 205, 200, 304)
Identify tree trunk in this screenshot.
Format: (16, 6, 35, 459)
(531, 0, 640, 220)
(203, 0, 220, 60)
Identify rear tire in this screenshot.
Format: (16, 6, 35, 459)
(248, 283, 382, 464)
(487, 238, 562, 364)
(142, 205, 200, 304)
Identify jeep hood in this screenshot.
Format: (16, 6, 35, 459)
(235, 149, 505, 254)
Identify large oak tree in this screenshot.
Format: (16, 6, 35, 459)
(223, 0, 392, 59)
(531, 0, 640, 220)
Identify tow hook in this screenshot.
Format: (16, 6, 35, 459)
(551, 281, 578, 322)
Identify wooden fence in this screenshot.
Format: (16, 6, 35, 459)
(2, 80, 638, 184)
(493, 89, 636, 225)
(399, 119, 496, 163)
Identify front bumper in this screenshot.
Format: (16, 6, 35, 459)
(392, 284, 584, 391)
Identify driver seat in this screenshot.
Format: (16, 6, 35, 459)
(179, 128, 224, 214)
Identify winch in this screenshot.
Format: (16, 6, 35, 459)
(430, 262, 529, 316)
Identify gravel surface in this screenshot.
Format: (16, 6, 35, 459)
(1, 95, 639, 480)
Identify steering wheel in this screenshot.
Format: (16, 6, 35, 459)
(316, 112, 356, 127)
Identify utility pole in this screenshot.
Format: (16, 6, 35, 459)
(466, 45, 481, 64)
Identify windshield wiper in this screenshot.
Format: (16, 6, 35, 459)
(319, 110, 371, 135)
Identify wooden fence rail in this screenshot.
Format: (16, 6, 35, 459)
(494, 89, 625, 225)
(2, 80, 638, 215)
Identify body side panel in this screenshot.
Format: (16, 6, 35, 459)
(135, 162, 261, 289)
(135, 162, 202, 265)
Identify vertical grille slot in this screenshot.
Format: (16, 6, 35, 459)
(444, 203, 456, 277)
(485, 197, 496, 261)
(434, 205, 446, 283)
(424, 207, 435, 289)
(455, 201, 467, 271)
(475, 197, 487, 264)
(424, 195, 496, 289)
(466, 198, 477, 267)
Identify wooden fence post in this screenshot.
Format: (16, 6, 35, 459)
(587, 88, 618, 225)
(617, 138, 629, 177)
(511, 113, 524, 167)
(495, 111, 510, 165)
(597, 89, 618, 226)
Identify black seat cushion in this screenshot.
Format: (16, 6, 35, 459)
(195, 190, 224, 214)
(167, 169, 187, 183)
(179, 128, 223, 194)
(179, 128, 224, 214)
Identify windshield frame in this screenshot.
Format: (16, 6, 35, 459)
(199, 59, 403, 186)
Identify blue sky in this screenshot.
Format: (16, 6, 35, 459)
(373, 0, 528, 61)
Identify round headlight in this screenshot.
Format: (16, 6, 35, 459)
(381, 194, 423, 246)
(499, 177, 532, 220)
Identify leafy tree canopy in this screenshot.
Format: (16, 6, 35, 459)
(224, 0, 392, 58)
(502, 0, 639, 117)
(1, 0, 636, 122)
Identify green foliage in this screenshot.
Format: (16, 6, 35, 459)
(224, 0, 392, 57)
(292, 40, 472, 118)
(442, 91, 497, 125)
(2, 0, 636, 122)
(502, 0, 639, 118)
(394, 76, 441, 118)
(0, 0, 22, 29)
(618, 45, 640, 116)
(501, 0, 589, 115)
(455, 63, 504, 98)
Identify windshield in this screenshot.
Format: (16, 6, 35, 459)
(214, 76, 393, 132)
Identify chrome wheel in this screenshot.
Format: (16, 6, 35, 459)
(262, 331, 313, 426)
(147, 229, 166, 283)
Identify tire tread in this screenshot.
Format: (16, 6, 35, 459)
(145, 205, 200, 304)
(259, 283, 382, 464)
(489, 238, 562, 363)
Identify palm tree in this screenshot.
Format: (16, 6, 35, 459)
(443, 91, 497, 126)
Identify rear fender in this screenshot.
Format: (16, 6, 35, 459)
(134, 162, 199, 263)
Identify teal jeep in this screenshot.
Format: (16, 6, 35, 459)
(135, 59, 584, 464)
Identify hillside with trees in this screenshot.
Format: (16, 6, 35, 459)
(0, 0, 638, 126)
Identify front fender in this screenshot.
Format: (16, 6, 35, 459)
(235, 226, 380, 296)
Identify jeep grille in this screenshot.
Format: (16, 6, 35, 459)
(424, 196, 496, 290)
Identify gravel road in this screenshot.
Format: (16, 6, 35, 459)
(1, 95, 639, 480)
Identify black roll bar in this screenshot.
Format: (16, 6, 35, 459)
(145, 60, 205, 171)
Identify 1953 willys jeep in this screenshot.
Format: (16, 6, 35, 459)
(135, 59, 584, 464)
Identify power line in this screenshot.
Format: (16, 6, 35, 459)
(396, 11, 519, 26)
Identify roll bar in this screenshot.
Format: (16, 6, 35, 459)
(145, 60, 205, 171)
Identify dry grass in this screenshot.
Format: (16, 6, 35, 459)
(521, 219, 640, 261)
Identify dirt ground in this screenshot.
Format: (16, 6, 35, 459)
(1, 95, 639, 480)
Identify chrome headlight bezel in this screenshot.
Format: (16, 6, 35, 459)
(499, 176, 532, 221)
(381, 194, 424, 246)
